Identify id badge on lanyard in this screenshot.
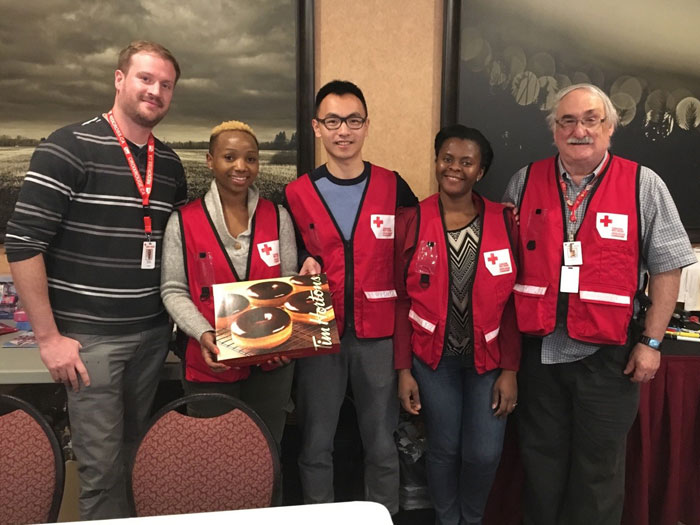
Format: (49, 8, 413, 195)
(560, 241, 582, 293)
(104, 111, 156, 270)
(558, 167, 596, 292)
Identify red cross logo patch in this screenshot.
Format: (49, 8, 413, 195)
(370, 214, 395, 239)
(595, 212, 628, 241)
(257, 240, 280, 267)
(483, 249, 513, 276)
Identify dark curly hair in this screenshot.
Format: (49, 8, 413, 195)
(434, 124, 494, 176)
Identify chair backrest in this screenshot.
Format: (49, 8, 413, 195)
(0, 394, 65, 524)
(128, 393, 281, 517)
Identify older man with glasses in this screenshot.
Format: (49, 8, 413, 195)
(284, 79, 417, 515)
(503, 83, 695, 525)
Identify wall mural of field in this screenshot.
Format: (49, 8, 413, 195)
(0, 147, 32, 240)
(1, 0, 298, 240)
(177, 148, 296, 204)
(0, 146, 296, 239)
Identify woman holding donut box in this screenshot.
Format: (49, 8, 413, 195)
(161, 120, 297, 445)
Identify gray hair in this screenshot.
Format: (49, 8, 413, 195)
(546, 83, 619, 132)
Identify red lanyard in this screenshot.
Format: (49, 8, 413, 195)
(104, 111, 155, 237)
(559, 172, 599, 223)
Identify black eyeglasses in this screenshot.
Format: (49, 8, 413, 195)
(315, 115, 367, 130)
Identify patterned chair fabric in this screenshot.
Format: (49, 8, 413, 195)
(0, 395, 65, 524)
(129, 393, 280, 517)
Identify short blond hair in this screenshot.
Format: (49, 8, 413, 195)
(209, 120, 258, 152)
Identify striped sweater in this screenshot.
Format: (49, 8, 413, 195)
(6, 115, 187, 335)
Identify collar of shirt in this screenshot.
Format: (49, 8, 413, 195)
(207, 179, 260, 238)
(315, 161, 370, 186)
(557, 151, 609, 189)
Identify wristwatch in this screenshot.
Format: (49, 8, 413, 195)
(639, 335, 661, 350)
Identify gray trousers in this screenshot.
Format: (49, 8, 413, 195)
(296, 331, 400, 514)
(65, 323, 171, 520)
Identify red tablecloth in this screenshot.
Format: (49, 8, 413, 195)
(483, 354, 700, 525)
(623, 355, 700, 525)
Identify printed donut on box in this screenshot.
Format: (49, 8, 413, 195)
(212, 274, 340, 366)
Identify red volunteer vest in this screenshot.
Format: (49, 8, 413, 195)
(285, 165, 398, 338)
(514, 155, 640, 345)
(406, 194, 517, 373)
(179, 197, 280, 382)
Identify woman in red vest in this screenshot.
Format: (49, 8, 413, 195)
(394, 125, 521, 524)
(161, 120, 298, 446)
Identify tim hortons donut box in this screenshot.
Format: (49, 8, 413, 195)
(212, 274, 340, 366)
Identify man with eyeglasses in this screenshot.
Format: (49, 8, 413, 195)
(284, 79, 417, 514)
(503, 84, 694, 524)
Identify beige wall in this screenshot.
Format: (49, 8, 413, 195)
(314, 0, 443, 199)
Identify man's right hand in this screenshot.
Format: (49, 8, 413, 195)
(299, 256, 321, 275)
(39, 334, 89, 392)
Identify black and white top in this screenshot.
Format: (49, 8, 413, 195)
(444, 216, 481, 360)
(6, 115, 187, 335)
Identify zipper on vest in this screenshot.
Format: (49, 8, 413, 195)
(197, 252, 215, 303)
(437, 201, 452, 352)
(344, 239, 354, 333)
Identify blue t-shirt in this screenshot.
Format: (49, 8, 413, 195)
(314, 164, 369, 240)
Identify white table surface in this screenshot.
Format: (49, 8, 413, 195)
(64, 501, 392, 524)
(0, 321, 182, 384)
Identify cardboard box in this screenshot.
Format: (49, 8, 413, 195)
(212, 274, 340, 366)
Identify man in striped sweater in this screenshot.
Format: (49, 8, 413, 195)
(6, 41, 187, 520)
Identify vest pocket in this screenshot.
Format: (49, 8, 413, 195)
(572, 284, 632, 344)
(408, 305, 439, 362)
(408, 307, 437, 334)
(524, 208, 550, 240)
(360, 287, 397, 337)
(476, 324, 501, 372)
(512, 281, 551, 335)
(598, 245, 635, 285)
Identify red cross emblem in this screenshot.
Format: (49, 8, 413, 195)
(487, 253, 498, 265)
(600, 215, 612, 227)
(261, 244, 272, 255)
(373, 216, 384, 228)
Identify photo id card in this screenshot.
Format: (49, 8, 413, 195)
(563, 241, 583, 266)
(141, 241, 156, 270)
(559, 265, 579, 293)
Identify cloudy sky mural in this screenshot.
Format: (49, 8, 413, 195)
(0, 0, 296, 142)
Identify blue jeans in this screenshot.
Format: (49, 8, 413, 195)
(413, 355, 507, 525)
